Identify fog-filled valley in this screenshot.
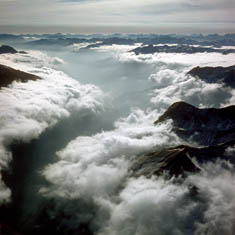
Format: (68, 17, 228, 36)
(0, 33, 235, 235)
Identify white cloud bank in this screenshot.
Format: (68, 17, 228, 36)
(91, 43, 142, 53)
(39, 45, 235, 234)
(41, 108, 180, 197)
(42, 128, 235, 234)
(117, 50, 235, 108)
(40, 108, 182, 233)
(0, 51, 104, 204)
(187, 160, 235, 235)
(0, 42, 234, 234)
(118, 51, 235, 67)
(99, 160, 235, 235)
(0, 0, 234, 33)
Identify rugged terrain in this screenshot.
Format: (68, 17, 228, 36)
(155, 101, 235, 146)
(130, 44, 235, 55)
(188, 65, 235, 88)
(0, 64, 40, 88)
(129, 101, 235, 179)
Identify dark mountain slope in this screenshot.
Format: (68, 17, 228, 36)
(130, 140, 235, 178)
(0, 64, 40, 88)
(131, 101, 235, 178)
(130, 44, 235, 55)
(155, 101, 235, 146)
(188, 65, 235, 88)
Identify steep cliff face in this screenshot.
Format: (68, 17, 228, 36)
(188, 65, 235, 88)
(155, 101, 235, 146)
(0, 64, 40, 88)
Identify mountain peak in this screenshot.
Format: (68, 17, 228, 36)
(155, 101, 235, 145)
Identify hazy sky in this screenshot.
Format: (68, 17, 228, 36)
(0, 0, 235, 33)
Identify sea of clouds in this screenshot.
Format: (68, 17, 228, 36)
(41, 128, 235, 234)
(117, 50, 235, 108)
(39, 44, 235, 234)
(0, 42, 235, 234)
(0, 50, 104, 204)
(73, 43, 235, 109)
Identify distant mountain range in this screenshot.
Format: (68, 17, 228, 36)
(130, 44, 235, 55)
(155, 101, 235, 146)
(1, 33, 235, 49)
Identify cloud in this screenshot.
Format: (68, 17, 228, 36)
(0, 35, 234, 233)
(150, 70, 231, 109)
(99, 176, 193, 235)
(70, 42, 100, 51)
(62, 0, 102, 3)
(118, 51, 235, 67)
(100, 160, 235, 235)
(3, 38, 231, 234)
(91, 43, 142, 53)
(41, 125, 235, 235)
(187, 160, 235, 235)
(148, 69, 176, 88)
(139, 2, 212, 16)
(0, 0, 234, 31)
(139, 0, 235, 17)
(40, 108, 182, 232)
(225, 145, 235, 157)
(41, 108, 180, 192)
(0, 166, 11, 203)
(116, 51, 235, 109)
(0, 50, 104, 204)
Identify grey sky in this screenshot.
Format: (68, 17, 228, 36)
(0, 0, 235, 33)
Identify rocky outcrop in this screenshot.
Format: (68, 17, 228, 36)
(130, 140, 235, 178)
(130, 145, 199, 178)
(188, 65, 235, 88)
(155, 102, 235, 146)
(130, 102, 235, 178)
(0, 45, 18, 54)
(0, 64, 40, 88)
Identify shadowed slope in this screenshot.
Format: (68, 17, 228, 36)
(0, 64, 40, 88)
(130, 140, 235, 178)
(188, 65, 235, 88)
(155, 101, 235, 145)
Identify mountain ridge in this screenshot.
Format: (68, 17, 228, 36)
(187, 65, 235, 88)
(0, 64, 40, 88)
(155, 101, 235, 146)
